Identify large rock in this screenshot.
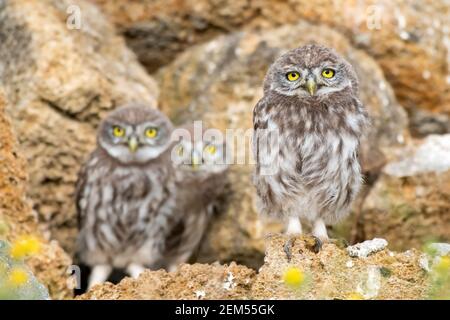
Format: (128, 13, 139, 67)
(354, 134, 450, 251)
(92, 0, 450, 119)
(79, 235, 445, 299)
(155, 22, 407, 268)
(0, 0, 158, 254)
(0, 91, 72, 299)
(78, 262, 255, 300)
(251, 235, 429, 299)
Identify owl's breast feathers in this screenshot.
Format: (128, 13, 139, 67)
(76, 147, 176, 265)
(252, 92, 368, 222)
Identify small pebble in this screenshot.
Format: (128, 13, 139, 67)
(195, 290, 206, 299)
(347, 238, 388, 258)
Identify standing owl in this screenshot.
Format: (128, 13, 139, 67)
(252, 44, 369, 247)
(76, 104, 177, 289)
(159, 124, 229, 271)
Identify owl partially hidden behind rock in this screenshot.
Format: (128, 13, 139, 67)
(253, 44, 369, 251)
(76, 104, 229, 289)
(160, 124, 229, 271)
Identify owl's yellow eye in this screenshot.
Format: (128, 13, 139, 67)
(145, 127, 158, 138)
(286, 71, 300, 81)
(321, 69, 335, 78)
(112, 126, 125, 137)
(205, 145, 216, 155)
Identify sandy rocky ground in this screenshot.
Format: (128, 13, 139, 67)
(0, 0, 449, 299)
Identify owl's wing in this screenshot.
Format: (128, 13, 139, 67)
(75, 158, 89, 229)
(163, 216, 185, 254)
(252, 97, 270, 171)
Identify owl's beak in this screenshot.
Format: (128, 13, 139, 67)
(306, 78, 317, 96)
(128, 137, 139, 153)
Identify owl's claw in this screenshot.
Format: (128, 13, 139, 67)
(283, 237, 296, 262)
(283, 234, 324, 261)
(301, 234, 323, 253)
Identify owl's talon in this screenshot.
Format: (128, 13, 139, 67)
(301, 235, 323, 253)
(283, 237, 296, 262)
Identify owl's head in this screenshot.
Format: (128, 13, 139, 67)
(264, 44, 358, 98)
(171, 124, 229, 175)
(98, 104, 174, 164)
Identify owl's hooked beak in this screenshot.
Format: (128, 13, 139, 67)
(306, 77, 317, 96)
(128, 136, 139, 153)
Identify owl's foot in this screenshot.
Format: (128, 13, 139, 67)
(88, 264, 112, 290)
(300, 234, 323, 254)
(126, 263, 146, 279)
(283, 217, 303, 261)
(283, 234, 323, 261)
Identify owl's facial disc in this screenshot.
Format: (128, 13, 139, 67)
(277, 60, 350, 98)
(172, 139, 228, 174)
(100, 121, 172, 164)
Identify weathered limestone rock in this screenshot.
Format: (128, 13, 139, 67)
(0, 91, 72, 299)
(80, 235, 441, 300)
(251, 234, 429, 299)
(155, 22, 407, 268)
(353, 135, 450, 251)
(0, 0, 159, 254)
(78, 262, 256, 300)
(92, 0, 450, 119)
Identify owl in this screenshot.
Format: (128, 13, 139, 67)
(252, 44, 369, 248)
(75, 104, 177, 289)
(158, 124, 229, 271)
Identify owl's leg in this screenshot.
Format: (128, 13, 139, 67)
(166, 252, 192, 272)
(312, 218, 328, 241)
(167, 264, 180, 273)
(286, 216, 302, 235)
(126, 263, 146, 279)
(88, 264, 112, 290)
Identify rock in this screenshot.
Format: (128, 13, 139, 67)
(353, 136, 450, 251)
(79, 235, 435, 300)
(0, 92, 72, 299)
(92, 0, 450, 118)
(384, 134, 450, 177)
(252, 235, 429, 300)
(78, 262, 255, 300)
(347, 238, 388, 258)
(156, 22, 407, 268)
(0, 0, 158, 254)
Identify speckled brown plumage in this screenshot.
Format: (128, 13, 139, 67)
(158, 124, 229, 271)
(253, 44, 369, 240)
(76, 104, 178, 288)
